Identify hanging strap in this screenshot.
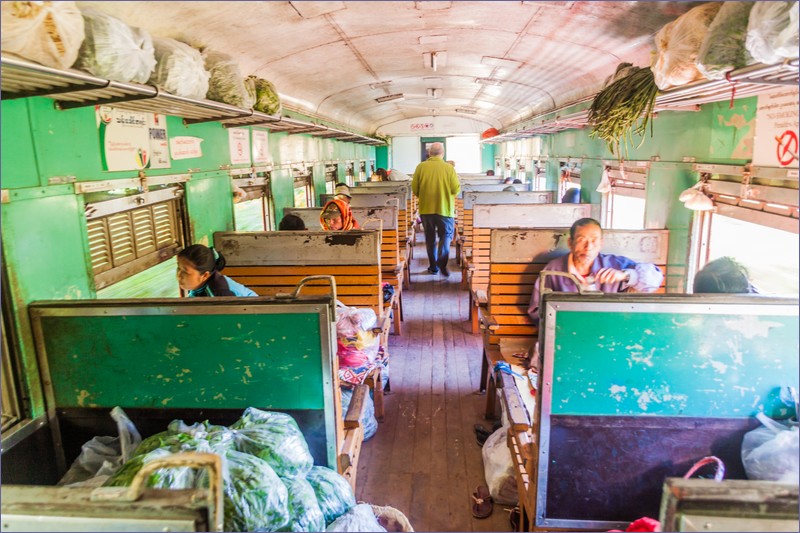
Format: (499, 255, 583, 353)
(683, 456, 725, 482)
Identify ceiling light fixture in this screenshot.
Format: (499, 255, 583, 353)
(455, 107, 478, 114)
(375, 93, 405, 103)
(426, 88, 442, 99)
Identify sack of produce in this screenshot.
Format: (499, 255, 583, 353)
(696, 2, 756, 80)
(279, 476, 326, 532)
(214, 449, 290, 532)
(326, 503, 387, 532)
(104, 447, 197, 489)
(167, 419, 236, 451)
(341, 386, 379, 442)
(336, 304, 380, 368)
(74, 8, 155, 83)
(746, 1, 799, 65)
(1, 1, 85, 70)
(481, 423, 518, 505)
(741, 412, 799, 484)
(148, 36, 209, 99)
(248, 75, 282, 115)
(305, 465, 357, 526)
(230, 407, 314, 479)
(651, 2, 722, 90)
(202, 48, 255, 108)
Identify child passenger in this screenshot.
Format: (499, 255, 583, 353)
(177, 244, 257, 297)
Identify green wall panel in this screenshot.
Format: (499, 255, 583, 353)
(312, 162, 327, 203)
(551, 309, 799, 418)
(376, 146, 389, 170)
(707, 96, 757, 163)
(41, 312, 325, 409)
(1, 99, 39, 189)
(180, 120, 240, 170)
(480, 143, 495, 174)
(271, 168, 295, 220)
(185, 171, 235, 246)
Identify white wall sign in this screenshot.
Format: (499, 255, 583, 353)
(170, 136, 203, 160)
(410, 122, 434, 131)
(96, 106, 170, 171)
(228, 128, 251, 165)
(252, 130, 270, 164)
(753, 86, 799, 169)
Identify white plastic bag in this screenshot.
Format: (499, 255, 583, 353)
(741, 413, 799, 484)
(148, 37, 209, 99)
(651, 2, 722, 90)
(341, 386, 378, 441)
(202, 48, 255, 108)
(696, 2, 756, 80)
(74, 8, 155, 83)
(387, 169, 410, 182)
(326, 503, 387, 532)
(336, 303, 380, 367)
(746, 1, 800, 65)
(1, 1, 85, 70)
(481, 418, 518, 505)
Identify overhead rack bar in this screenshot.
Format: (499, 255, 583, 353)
(0, 54, 385, 146)
(483, 59, 799, 143)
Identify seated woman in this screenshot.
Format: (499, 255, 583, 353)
(177, 244, 257, 297)
(371, 168, 389, 181)
(278, 214, 306, 230)
(320, 198, 360, 230)
(693, 256, 759, 293)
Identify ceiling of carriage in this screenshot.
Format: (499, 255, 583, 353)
(76, 1, 703, 135)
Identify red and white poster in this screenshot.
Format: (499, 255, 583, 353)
(753, 87, 799, 169)
(228, 128, 251, 165)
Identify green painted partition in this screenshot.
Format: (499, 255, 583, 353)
(29, 296, 338, 469)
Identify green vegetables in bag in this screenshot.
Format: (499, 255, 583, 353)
(278, 476, 326, 532)
(305, 466, 356, 526)
(104, 448, 196, 489)
(248, 76, 282, 115)
(696, 2, 755, 80)
(231, 408, 314, 479)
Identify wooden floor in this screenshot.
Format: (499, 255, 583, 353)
(356, 236, 512, 532)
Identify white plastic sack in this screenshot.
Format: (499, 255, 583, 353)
(326, 503, 387, 532)
(741, 412, 799, 484)
(481, 422, 518, 505)
(1, 1, 85, 70)
(387, 169, 410, 182)
(696, 2, 756, 80)
(148, 37, 209, 99)
(74, 8, 155, 83)
(202, 48, 255, 108)
(746, 1, 800, 65)
(341, 386, 378, 442)
(336, 303, 380, 368)
(651, 2, 722, 90)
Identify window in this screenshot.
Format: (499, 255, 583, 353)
(325, 164, 338, 195)
(445, 135, 481, 173)
(532, 159, 546, 191)
(604, 165, 647, 229)
(232, 172, 275, 231)
(293, 166, 315, 208)
(345, 162, 355, 187)
(358, 161, 367, 181)
(85, 185, 185, 291)
(558, 160, 582, 200)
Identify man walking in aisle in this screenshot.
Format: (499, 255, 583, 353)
(412, 142, 460, 277)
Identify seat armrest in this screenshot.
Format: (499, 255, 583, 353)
(343, 384, 369, 429)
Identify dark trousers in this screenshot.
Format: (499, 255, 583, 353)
(421, 214, 455, 272)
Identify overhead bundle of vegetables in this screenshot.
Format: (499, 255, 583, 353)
(588, 65, 659, 157)
(247, 76, 282, 115)
(696, 2, 756, 80)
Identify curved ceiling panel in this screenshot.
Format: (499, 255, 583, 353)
(75, 1, 702, 134)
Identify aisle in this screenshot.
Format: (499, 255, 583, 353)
(355, 237, 512, 532)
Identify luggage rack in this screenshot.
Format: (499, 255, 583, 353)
(0, 54, 385, 146)
(482, 58, 800, 142)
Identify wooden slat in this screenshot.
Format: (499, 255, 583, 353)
(225, 265, 378, 276)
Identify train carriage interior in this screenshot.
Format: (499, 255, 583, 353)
(1, 1, 799, 532)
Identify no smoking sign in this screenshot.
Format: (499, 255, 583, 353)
(776, 130, 799, 167)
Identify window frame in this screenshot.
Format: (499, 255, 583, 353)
(232, 170, 276, 231)
(293, 165, 315, 208)
(324, 163, 338, 195)
(345, 161, 355, 187)
(601, 161, 649, 229)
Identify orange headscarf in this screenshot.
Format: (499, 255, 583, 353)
(320, 198, 360, 230)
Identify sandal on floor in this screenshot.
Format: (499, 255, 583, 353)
(471, 485, 493, 519)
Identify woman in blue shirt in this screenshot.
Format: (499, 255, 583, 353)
(177, 244, 257, 297)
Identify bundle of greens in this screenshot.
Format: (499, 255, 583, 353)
(305, 465, 356, 526)
(202, 48, 255, 108)
(278, 476, 326, 532)
(588, 65, 659, 157)
(247, 76, 282, 115)
(696, 2, 755, 80)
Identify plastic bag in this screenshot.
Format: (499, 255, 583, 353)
(216, 449, 290, 532)
(104, 447, 197, 489)
(230, 407, 314, 479)
(1, 1, 85, 70)
(202, 48, 255, 108)
(74, 8, 155, 83)
(341, 386, 379, 442)
(741, 412, 799, 484)
(148, 36, 209, 99)
(279, 476, 326, 532)
(305, 465, 357, 526)
(481, 423, 518, 505)
(337, 305, 380, 368)
(696, 2, 756, 80)
(326, 503, 387, 532)
(651, 2, 722, 90)
(746, 1, 799, 65)
(248, 76, 282, 115)
(387, 169, 410, 182)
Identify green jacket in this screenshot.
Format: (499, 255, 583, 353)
(411, 156, 461, 217)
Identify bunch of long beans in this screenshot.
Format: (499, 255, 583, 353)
(588, 66, 659, 157)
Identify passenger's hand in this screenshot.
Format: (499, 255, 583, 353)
(594, 267, 627, 284)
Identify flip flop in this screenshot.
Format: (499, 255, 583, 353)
(471, 485, 493, 519)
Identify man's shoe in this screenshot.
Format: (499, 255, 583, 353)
(441, 267, 450, 278)
(426, 267, 439, 274)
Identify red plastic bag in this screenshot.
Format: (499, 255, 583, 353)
(481, 128, 499, 139)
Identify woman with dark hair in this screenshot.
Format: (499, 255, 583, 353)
(373, 168, 389, 181)
(693, 257, 759, 294)
(177, 244, 257, 297)
(279, 214, 307, 230)
(320, 198, 360, 230)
